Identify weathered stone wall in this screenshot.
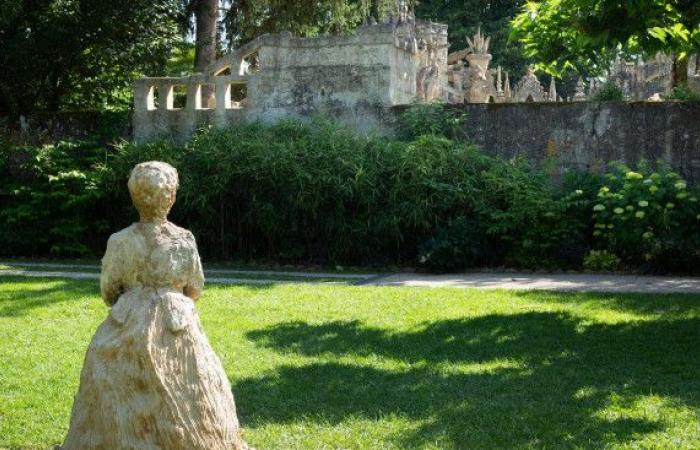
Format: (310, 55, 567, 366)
(4, 102, 699, 184)
(131, 28, 402, 143)
(450, 101, 700, 183)
(132, 20, 448, 143)
(250, 29, 397, 122)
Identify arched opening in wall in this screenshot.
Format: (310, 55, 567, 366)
(488, 96, 496, 103)
(214, 65, 232, 76)
(226, 82, 247, 109)
(147, 86, 160, 110)
(197, 83, 216, 109)
(168, 85, 187, 110)
(525, 94, 535, 103)
(240, 51, 260, 76)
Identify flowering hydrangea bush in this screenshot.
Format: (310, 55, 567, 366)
(583, 250, 621, 271)
(591, 162, 700, 270)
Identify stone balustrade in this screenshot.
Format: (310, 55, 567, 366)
(133, 73, 250, 114)
(132, 72, 251, 142)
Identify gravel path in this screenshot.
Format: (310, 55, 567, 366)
(0, 270, 345, 285)
(366, 272, 700, 294)
(2, 263, 700, 293)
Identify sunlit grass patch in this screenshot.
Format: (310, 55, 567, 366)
(1, 278, 699, 449)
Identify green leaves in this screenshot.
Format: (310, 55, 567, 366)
(0, 0, 185, 113)
(223, 0, 392, 48)
(510, 0, 700, 77)
(3, 116, 699, 271)
(0, 140, 110, 257)
(591, 162, 700, 270)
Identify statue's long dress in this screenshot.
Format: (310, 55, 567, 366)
(62, 222, 246, 450)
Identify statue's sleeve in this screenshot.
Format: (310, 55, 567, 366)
(100, 235, 122, 306)
(184, 233, 204, 301)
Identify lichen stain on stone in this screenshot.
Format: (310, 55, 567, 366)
(546, 136, 557, 158)
(593, 107, 612, 138)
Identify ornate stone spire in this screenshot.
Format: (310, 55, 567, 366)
(504, 72, 511, 99)
(496, 66, 503, 94)
(573, 77, 587, 101)
(466, 26, 490, 55)
(396, 0, 414, 24)
(548, 77, 557, 102)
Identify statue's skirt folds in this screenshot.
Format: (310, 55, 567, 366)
(62, 287, 245, 450)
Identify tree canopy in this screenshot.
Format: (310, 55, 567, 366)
(510, 0, 700, 80)
(0, 0, 539, 113)
(222, 0, 398, 48)
(0, 0, 185, 114)
(417, 0, 529, 77)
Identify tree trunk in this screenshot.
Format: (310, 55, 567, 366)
(672, 55, 688, 88)
(193, 0, 218, 72)
(192, 0, 218, 108)
(371, 0, 381, 19)
(47, 71, 63, 111)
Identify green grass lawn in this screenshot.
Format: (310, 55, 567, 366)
(1, 277, 699, 449)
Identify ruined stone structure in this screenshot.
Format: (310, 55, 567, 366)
(133, 20, 570, 142)
(133, 18, 699, 142)
(133, 14, 447, 142)
(444, 29, 563, 104)
(602, 54, 700, 100)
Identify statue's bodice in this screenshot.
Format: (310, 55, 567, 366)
(100, 222, 204, 304)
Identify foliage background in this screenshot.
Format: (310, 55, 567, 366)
(0, 0, 543, 115)
(0, 0, 184, 114)
(2, 107, 698, 272)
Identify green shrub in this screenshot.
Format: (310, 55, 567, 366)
(664, 85, 700, 101)
(416, 165, 598, 271)
(0, 140, 109, 256)
(105, 118, 595, 269)
(102, 120, 492, 264)
(583, 250, 621, 271)
(591, 162, 700, 271)
(418, 216, 488, 272)
(396, 103, 467, 141)
(591, 82, 625, 102)
(2, 115, 697, 273)
(473, 161, 594, 269)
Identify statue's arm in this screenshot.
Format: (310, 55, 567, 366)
(184, 233, 204, 301)
(100, 236, 122, 306)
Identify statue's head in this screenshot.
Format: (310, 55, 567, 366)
(128, 161, 179, 223)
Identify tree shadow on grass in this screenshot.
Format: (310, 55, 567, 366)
(514, 290, 700, 318)
(0, 276, 279, 318)
(0, 276, 99, 317)
(237, 312, 700, 448)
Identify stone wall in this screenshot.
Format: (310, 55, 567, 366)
(4, 102, 699, 184)
(132, 21, 447, 143)
(450, 101, 700, 183)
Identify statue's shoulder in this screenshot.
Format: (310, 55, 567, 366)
(164, 222, 196, 244)
(106, 224, 138, 247)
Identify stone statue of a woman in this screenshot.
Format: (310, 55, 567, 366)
(60, 161, 248, 450)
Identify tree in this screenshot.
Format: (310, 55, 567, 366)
(416, 0, 529, 77)
(222, 0, 396, 48)
(220, 0, 530, 75)
(0, 0, 185, 113)
(191, 0, 220, 71)
(510, 0, 700, 86)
